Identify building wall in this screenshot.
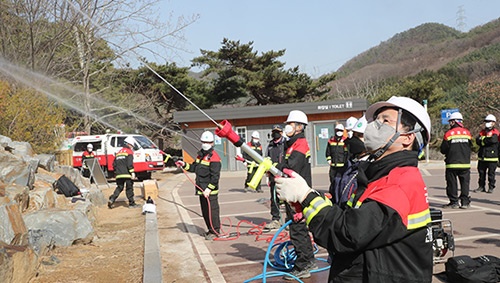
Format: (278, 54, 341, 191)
(180, 110, 365, 171)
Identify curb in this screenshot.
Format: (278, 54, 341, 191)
(143, 213, 163, 283)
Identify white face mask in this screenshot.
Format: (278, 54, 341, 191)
(485, 122, 494, 129)
(284, 124, 295, 136)
(364, 120, 397, 152)
(336, 131, 343, 137)
(201, 143, 212, 151)
(252, 138, 260, 144)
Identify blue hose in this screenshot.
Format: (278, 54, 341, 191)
(244, 220, 330, 283)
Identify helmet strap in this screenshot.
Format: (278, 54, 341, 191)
(368, 109, 402, 162)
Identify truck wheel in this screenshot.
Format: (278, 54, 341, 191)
(137, 172, 151, 181)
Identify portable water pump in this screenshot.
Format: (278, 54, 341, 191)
(429, 208, 455, 264)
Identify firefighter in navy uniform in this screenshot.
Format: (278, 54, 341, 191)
(326, 123, 348, 196)
(264, 124, 286, 230)
(176, 131, 222, 241)
(278, 110, 316, 280)
(276, 97, 433, 282)
(440, 112, 472, 209)
(81, 143, 95, 181)
(474, 114, 499, 193)
(243, 131, 264, 193)
(108, 136, 138, 209)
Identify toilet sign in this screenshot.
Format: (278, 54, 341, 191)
(441, 108, 459, 125)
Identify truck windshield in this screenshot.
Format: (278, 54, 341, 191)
(133, 135, 157, 149)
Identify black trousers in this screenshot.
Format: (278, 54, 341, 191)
(285, 203, 315, 270)
(477, 161, 497, 191)
(445, 168, 470, 205)
(269, 180, 280, 221)
(110, 178, 134, 204)
(199, 194, 220, 234)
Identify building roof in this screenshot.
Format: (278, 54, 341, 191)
(174, 98, 368, 123)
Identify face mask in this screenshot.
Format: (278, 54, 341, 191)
(252, 138, 260, 144)
(485, 122, 494, 129)
(336, 131, 343, 137)
(201, 143, 212, 151)
(87, 148, 92, 152)
(364, 120, 397, 152)
(272, 132, 282, 140)
(347, 131, 353, 138)
(284, 124, 295, 136)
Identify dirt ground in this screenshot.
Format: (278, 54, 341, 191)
(29, 183, 147, 283)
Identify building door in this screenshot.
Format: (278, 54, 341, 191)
(213, 135, 228, 170)
(314, 123, 334, 166)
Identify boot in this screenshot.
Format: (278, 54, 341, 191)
(107, 197, 115, 209)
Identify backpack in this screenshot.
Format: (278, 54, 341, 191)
(53, 175, 81, 197)
(332, 159, 359, 205)
(445, 255, 500, 283)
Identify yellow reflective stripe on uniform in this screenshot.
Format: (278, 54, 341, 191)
(446, 134, 471, 141)
(446, 164, 471, 169)
(303, 197, 332, 225)
(207, 183, 216, 189)
(305, 150, 311, 158)
(478, 157, 499, 162)
(201, 160, 210, 166)
(115, 173, 132, 179)
(184, 163, 190, 170)
(196, 190, 218, 195)
(331, 163, 345, 167)
(407, 208, 431, 230)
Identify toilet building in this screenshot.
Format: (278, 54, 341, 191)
(173, 98, 368, 171)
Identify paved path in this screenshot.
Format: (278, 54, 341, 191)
(156, 161, 500, 282)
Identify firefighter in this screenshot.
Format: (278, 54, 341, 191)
(440, 112, 472, 209)
(264, 124, 286, 230)
(474, 114, 499, 193)
(348, 115, 367, 161)
(278, 110, 316, 280)
(243, 131, 263, 193)
(345, 116, 358, 139)
(108, 136, 138, 209)
(276, 97, 433, 282)
(326, 123, 348, 196)
(176, 131, 222, 240)
(81, 143, 95, 182)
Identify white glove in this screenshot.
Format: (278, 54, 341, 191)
(175, 160, 185, 167)
(131, 173, 136, 179)
(203, 188, 211, 198)
(275, 170, 312, 203)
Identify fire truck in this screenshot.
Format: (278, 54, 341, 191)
(71, 134, 164, 180)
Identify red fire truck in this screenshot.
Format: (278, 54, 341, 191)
(72, 134, 164, 180)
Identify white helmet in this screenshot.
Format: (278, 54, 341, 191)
(335, 124, 344, 131)
(87, 143, 93, 149)
(200, 131, 214, 142)
(448, 112, 463, 122)
(124, 136, 136, 146)
(352, 116, 367, 133)
(251, 131, 260, 139)
(345, 117, 358, 130)
(485, 114, 497, 122)
(365, 96, 431, 144)
(285, 110, 308, 125)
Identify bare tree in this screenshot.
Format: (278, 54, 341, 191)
(0, 0, 199, 134)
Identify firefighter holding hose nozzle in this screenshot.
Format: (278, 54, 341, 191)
(275, 97, 433, 282)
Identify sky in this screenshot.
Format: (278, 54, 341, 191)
(157, 0, 500, 78)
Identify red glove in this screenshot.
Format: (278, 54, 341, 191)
(235, 155, 245, 162)
(175, 161, 185, 167)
